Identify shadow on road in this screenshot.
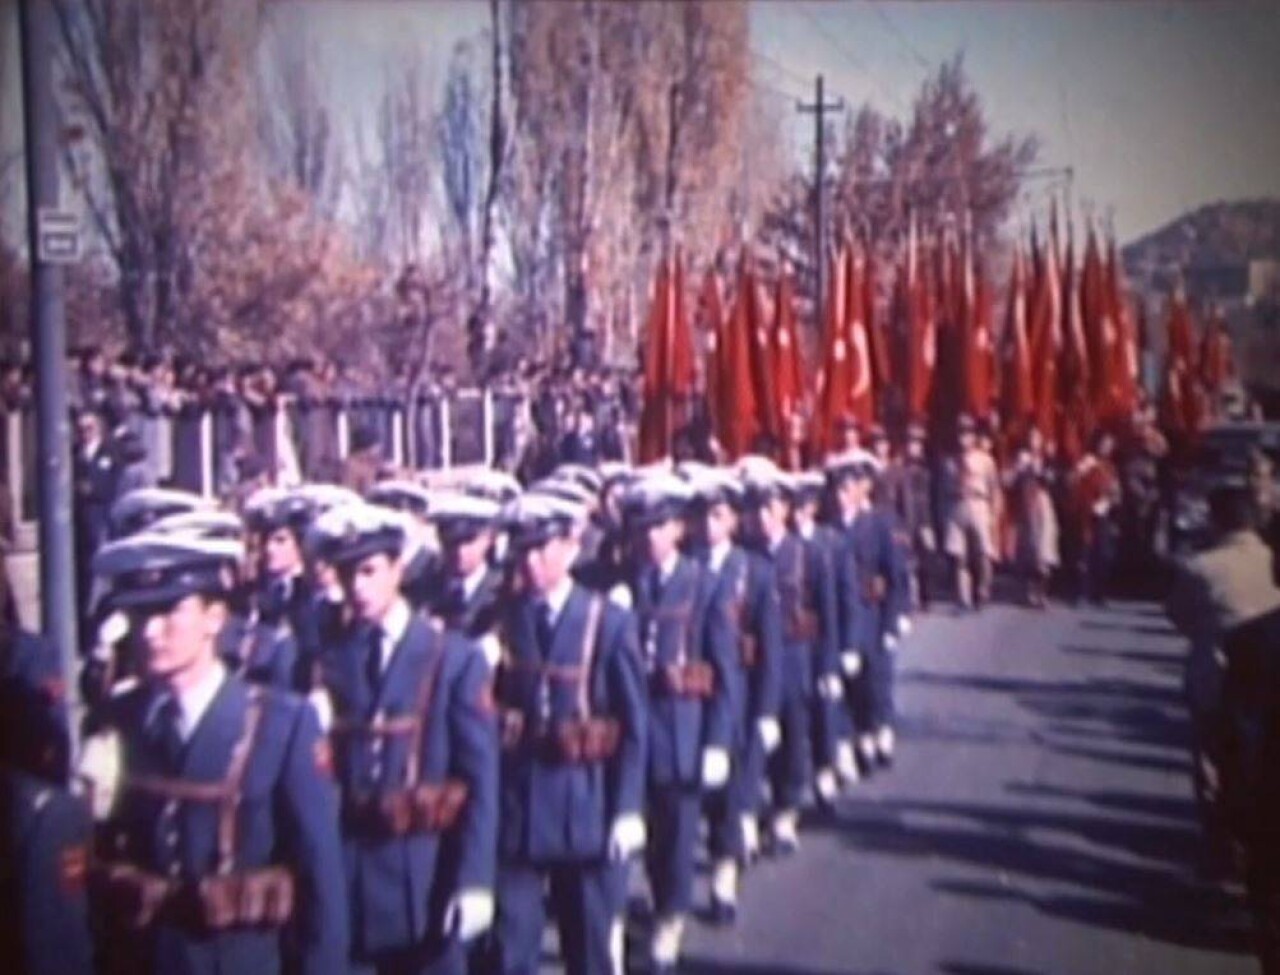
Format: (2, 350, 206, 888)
(939, 963, 1045, 975)
(678, 961, 889, 975)
(816, 796, 1250, 954)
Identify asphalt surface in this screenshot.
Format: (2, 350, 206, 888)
(644, 597, 1256, 975)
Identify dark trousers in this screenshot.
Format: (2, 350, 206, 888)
(865, 644, 896, 731)
(496, 859, 624, 975)
(704, 760, 745, 862)
(770, 689, 813, 810)
(645, 784, 701, 917)
(350, 939, 466, 975)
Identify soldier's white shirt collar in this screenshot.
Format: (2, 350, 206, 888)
(657, 550, 680, 583)
(377, 598, 412, 670)
(708, 539, 733, 573)
(540, 575, 575, 625)
(461, 563, 488, 602)
(168, 659, 227, 742)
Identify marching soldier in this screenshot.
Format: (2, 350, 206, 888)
(367, 480, 440, 610)
(942, 415, 1001, 611)
(743, 465, 839, 846)
(685, 465, 782, 921)
(492, 493, 647, 975)
(828, 451, 910, 772)
(425, 492, 505, 650)
(789, 469, 859, 796)
(625, 473, 737, 973)
(79, 532, 350, 974)
(310, 502, 499, 975)
(1068, 432, 1122, 606)
(894, 424, 937, 611)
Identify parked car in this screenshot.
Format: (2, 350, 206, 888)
(1168, 421, 1280, 555)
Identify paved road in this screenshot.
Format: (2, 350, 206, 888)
(664, 598, 1256, 975)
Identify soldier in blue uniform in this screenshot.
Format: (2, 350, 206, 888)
(828, 451, 910, 772)
(625, 473, 737, 973)
(426, 492, 506, 651)
(310, 502, 498, 975)
(80, 532, 350, 975)
(367, 480, 440, 610)
(492, 492, 647, 975)
(744, 466, 840, 845)
(684, 464, 781, 921)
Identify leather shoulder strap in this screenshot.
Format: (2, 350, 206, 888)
(403, 621, 449, 788)
(216, 687, 265, 874)
(576, 596, 604, 719)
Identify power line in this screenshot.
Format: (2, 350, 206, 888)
(749, 47, 812, 96)
(795, 3, 908, 115)
(869, 1, 931, 72)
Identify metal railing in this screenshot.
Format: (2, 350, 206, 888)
(2, 387, 529, 546)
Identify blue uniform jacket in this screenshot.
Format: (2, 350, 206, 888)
(496, 585, 647, 862)
(631, 555, 737, 787)
(704, 546, 782, 734)
(2, 629, 70, 782)
(98, 676, 349, 975)
(322, 614, 498, 955)
(219, 612, 303, 693)
(1, 768, 93, 975)
(836, 508, 909, 654)
(431, 567, 506, 639)
(763, 532, 839, 697)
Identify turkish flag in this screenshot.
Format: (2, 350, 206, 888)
(1104, 235, 1139, 422)
(1166, 287, 1196, 369)
(1000, 246, 1034, 436)
(864, 248, 892, 392)
(845, 246, 875, 430)
(1080, 227, 1118, 420)
(1060, 234, 1091, 408)
(814, 245, 852, 455)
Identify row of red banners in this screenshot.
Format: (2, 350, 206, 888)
(638, 217, 1236, 466)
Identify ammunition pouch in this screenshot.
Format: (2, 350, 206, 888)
(544, 718, 621, 764)
(344, 780, 470, 837)
(784, 610, 818, 644)
(861, 575, 887, 605)
(92, 862, 295, 932)
(661, 660, 716, 699)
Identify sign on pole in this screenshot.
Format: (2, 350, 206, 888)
(36, 207, 80, 264)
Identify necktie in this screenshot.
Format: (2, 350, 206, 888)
(365, 628, 384, 693)
(535, 602, 555, 656)
(154, 695, 185, 772)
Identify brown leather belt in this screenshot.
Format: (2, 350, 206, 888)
(499, 711, 621, 764)
(655, 660, 716, 699)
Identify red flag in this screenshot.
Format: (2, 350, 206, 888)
(772, 265, 805, 467)
(1199, 309, 1235, 394)
(1060, 230, 1091, 403)
(638, 257, 672, 462)
(1000, 246, 1034, 434)
(902, 219, 936, 425)
(864, 248, 892, 393)
(697, 267, 726, 445)
(1167, 285, 1195, 368)
(670, 251, 695, 406)
(1080, 226, 1117, 419)
(1104, 234, 1139, 422)
(845, 246, 875, 429)
(720, 256, 763, 458)
(747, 262, 779, 447)
(814, 245, 851, 455)
(1028, 227, 1062, 444)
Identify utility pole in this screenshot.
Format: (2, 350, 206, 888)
(19, 0, 82, 762)
(798, 75, 844, 332)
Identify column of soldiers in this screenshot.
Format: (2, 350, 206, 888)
(8, 437, 917, 974)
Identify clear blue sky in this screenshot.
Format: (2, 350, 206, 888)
(5, 0, 1279, 245)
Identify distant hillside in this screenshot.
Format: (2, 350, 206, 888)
(1123, 198, 1280, 269)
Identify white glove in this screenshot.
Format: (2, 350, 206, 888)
(607, 583, 633, 611)
(841, 651, 863, 677)
(444, 888, 494, 942)
(307, 687, 334, 734)
(76, 730, 123, 820)
(897, 615, 912, 638)
(820, 673, 844, 701)
(702, 747, 730, 789)
(758, 717, 781, 755)
(478, 633, 502, 669)
(884, 633, 898, 652)
(608, 812, 646, 861)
